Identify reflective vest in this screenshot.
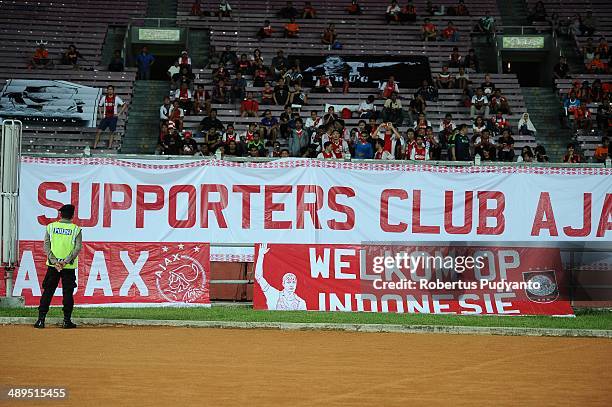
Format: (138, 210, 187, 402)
(46, 222, 80, 269)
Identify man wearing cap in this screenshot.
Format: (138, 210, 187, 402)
(34, 205, 82, 329)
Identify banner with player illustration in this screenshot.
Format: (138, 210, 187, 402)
(3, 241, 210, 306)
(253, 244, 574, 316)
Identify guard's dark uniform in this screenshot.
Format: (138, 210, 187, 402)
(34, 205, 82, 329)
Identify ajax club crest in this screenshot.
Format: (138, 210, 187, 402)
(523, 270, 559, 303)
(155, 245, 208, 303)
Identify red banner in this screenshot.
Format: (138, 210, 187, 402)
(253, 244, 574, 315)
(3, 241, 210, 306)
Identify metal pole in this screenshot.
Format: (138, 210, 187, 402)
(1, 120, 22, 301)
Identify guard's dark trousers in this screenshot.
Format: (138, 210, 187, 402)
(38, 266, 76, 319)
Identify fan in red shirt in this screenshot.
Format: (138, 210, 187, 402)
(441, 21, 459, 42)
(410, 134, 429, 160)
(380, 76, 399, 99)
(317, 141, 336, 159)
(94, 85, 127, 149)
(257, 20, 274, 39)
(329, 130, 347, 158)
(573, 103, 592, 130)
(240, 92, 259, 117)
(422, 18, 437, 41)
(243, 123, 259, 143)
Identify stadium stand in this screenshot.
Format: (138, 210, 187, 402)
(0, 0, 146, 153)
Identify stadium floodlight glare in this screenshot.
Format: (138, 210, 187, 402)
(0, 119, 22, 297)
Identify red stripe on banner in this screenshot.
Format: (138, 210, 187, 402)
(253, 244, 574, 316)
(2, 241, 210, 306)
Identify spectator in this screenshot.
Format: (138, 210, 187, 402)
(374, 139, 394, 160)
(284, 65, 304, 86)
(212, 79, 228, 104)
(422, 18, 437, 41)
(376, 76, 398, 99)
(591, 79, 605, 103)
(161, 128, 183, 155)
(191, 0, 203, 16)
(474, 130, 496, 160)
(176, 66, 194, 89)
(596, 37, 609, 59)
(473, 115, 487, 135)
(197, 143, 213, 157)
(563, 143, 581, 163)
(496, 129, 515, 161)
(178, 50, 192, 71)
(213, 62, 230, 83)
(347, 0, 362, 15)
(242, 123, 259, 143)
(257, 20, 274, 40)
(61, 44, 83, 69)
(261, 82, 275, 105)
(168, 61, 181, 89)
(322, 24, 337, 45)
(481, 74, 496, 96)
(230, 72, 246, 103)
(382, 92, 404, 126)
(593, 136, 610, 163)
(175, 82, 193, 114)
(94, 85, 127, 149)
(108, 50, 124, 72)
(168, 100, 184, 131)
(159, 96, 172, 124)
(314, 74, 333, 93)
(289, 84, 308, 106)
(358, 95, 377, 119)
(449, 47, 462, 68)
(373, 122, 404, 159)
(573, 102, 593, 130)
(278, 1, 299, 19)
(582, 37, 596, 65)
(284, 18, 300, 38)
(194, 84, 211, 115)
(274, 77, 290, 105)
(253, 60, 270, 86)
(463, 48, 479, 72)
(580, 11, 596, 36)
(400, 1, 417, 23)
(534, 145, 549, 162)
(587, 53, 607, 74)
(271, 50, 289, 76)
(491, 112, 510, 134)
(449, 124, 471, 161)
(475, 12, 496, 44)
(222, 124, 240, 143)
(241, 92, 259, 117)
(303, 1, 317, 18)
(30, 41, 51, 69)
(471, 88, 489, 118)
(219, 46, 238, 67)
(198, 109, 224, 134)
(305, 110, 322, 131)
(182, 131, 198, 155)
(436, 66, 455, 89)
(247, 132, 267, 157)
(251, 48, 264, 64)
(386, 1, 401, 23)
(455, 67, 470, 90)
(455, 0, 469, 16)
(518, 113, 537, 136)
(563, 92, 581, 117)
(516, 146, 535, 163)
(218, 0, 232, 19)
(317, 141, 337, 159)
(490, 90, 511, 115)
(353, 129, 374, 159)
(136, 46, 154, 80)
(438, 113, 456, 145)
(410, 134, 429, 160)
(415, 79, 438, 102)
(597, 101, 611, 130)
(236, 54, 251, 74)
(441, 21, 459, 42)
(261, 110, 280, 141)
(156, 123, 170, 154)
(288, 118, 309, 156)
(553, 56, 570, 80)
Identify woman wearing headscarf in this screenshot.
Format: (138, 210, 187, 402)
(518, 112, 537, 136)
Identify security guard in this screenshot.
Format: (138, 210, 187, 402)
(34, 204, 82, 329)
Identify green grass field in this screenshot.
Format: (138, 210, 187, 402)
(1, 307, 611, 330)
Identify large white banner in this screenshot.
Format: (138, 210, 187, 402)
(19, 157, 612, 256)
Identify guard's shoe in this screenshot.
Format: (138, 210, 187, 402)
(62, 320, 77, 329)
(34, 318, 45, 329)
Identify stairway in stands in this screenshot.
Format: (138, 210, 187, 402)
(145, 0, 178, 25)
(121, 81, 169, 153)
(521, 87, 570, 161)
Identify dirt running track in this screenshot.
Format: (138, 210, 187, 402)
(0, 326, 611, 406)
